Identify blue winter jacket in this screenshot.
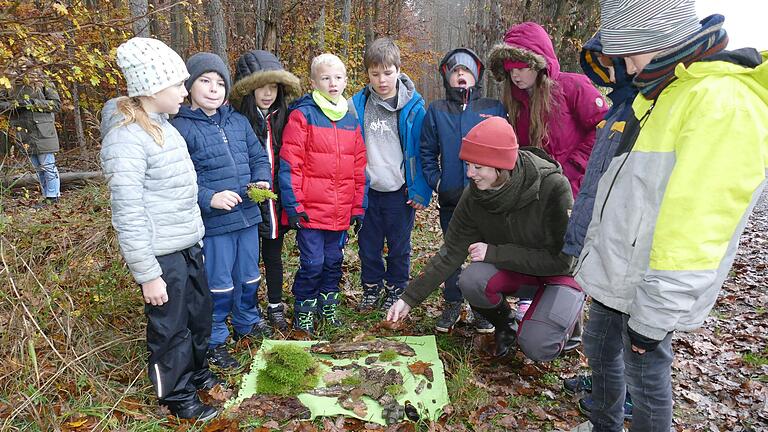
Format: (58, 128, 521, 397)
(171, 104, 271, 237)
(351, 76, 432, 207)
(421, 48, 507, 208)
(562, 34, 638, 257)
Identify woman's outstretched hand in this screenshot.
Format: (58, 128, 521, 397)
(468, 242, 488, 261)
(386, 299, 411, 322)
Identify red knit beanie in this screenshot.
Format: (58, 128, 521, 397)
(459, 117, 519, 170)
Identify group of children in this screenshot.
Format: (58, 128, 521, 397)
(101, 26, 605, 420)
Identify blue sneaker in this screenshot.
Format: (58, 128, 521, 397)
(578, 393, 633, 421)
(564, 375, 592, 394)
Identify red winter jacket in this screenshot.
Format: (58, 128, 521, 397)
(278, 94, 367, 231)
(488, 22, 608, 196)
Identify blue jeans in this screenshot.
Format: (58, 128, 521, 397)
(30, 153, 60, 198)
(292, 229, 344, 301)
(584, 301, 673, 432)
(439, 206, 462, 302)
(202, 225, 262, 347)
(358, 186, 415, 289)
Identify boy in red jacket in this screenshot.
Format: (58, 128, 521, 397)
(278, 53, 367, 336)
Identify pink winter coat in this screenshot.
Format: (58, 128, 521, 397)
(488, 22, 608, 195)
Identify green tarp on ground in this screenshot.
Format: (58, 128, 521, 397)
(228, 336, 450, 425)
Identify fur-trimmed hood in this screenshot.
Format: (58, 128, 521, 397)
(230, 50, 301, 111)
(487, 22, 560, 82)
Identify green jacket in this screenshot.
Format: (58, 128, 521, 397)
(1, 83, 61, 154)
(401, 148, 574, 307)
(576, 51, 768, 341)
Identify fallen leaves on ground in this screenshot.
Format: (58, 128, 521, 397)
(408, 360, 434, 382)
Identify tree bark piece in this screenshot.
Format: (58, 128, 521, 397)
(310, 340, 416, 357)
(2, 171, 103, 189)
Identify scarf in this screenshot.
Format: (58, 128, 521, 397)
(312, 90, 348, 121)
(634, 15, 728, 100)
(471, 153, 533, 214)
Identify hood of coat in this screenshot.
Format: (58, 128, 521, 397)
(366, 72, 417, 111)
(439, 48, 486, 103)
(679, 48, 768, 103)
(471, 147, 562, 213)
(487, 22, 560, 83)
(580, 32, 637, 108)
(100, 98, 124, 139)
(230, 50, 302, 111)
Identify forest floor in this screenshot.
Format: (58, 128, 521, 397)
(1, 150, 766, 431)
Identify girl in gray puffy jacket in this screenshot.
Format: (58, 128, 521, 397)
(100, 37, 217, 422)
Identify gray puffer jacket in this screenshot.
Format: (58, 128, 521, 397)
(100, 98, 205, 284)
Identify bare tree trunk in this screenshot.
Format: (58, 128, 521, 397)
(129, 0, 150, 37)
(207, 0, 228, 62)
(170, 1, 189, 57)
(364, 0, 378, 50)
(315, 3, 326, 53)
(149, 0, 161, 36)
(340, 0, 351, 57)
(262, 0, 283, 54)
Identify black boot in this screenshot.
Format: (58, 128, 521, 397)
(472, 301, 517, 357)
(164, 395, 218, 421)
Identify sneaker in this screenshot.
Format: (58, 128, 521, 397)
(380, 282, 405, 311)
(165, 397, 218, 421)
(515, 299, 532, 322)
(578, 393, 633, 421)
(357, 282, 382, 311)
(193, 370, 224, 391)
(435, 301, 463, 333)
(473, 312, 495, 334)
(319, 292, 343, 327)
(206, 345, 240, 369)
(564, 375, 592, 395)
(293, 298, 317, 336)
(267, 304, 289, 332)
(233, 319, 273, 341)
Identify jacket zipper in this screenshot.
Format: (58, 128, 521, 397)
(212, 116, 250, 227)
(334, 120, 340, 228)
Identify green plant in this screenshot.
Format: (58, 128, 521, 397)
(256, 344, 320, 396)
(247, 186, 278, 203)
(378, 348, 398, 362)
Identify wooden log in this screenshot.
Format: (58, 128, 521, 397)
(1, 171, 103, 189)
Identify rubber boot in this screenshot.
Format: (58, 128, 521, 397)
(472, 300, 517, 357)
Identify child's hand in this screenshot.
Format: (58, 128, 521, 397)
(406, 199, 426, 210)
(288, 212, 310, 229)
(211, 190, 242, 210)
(141, 277, 168, 306)
(254, 181, 269, 189)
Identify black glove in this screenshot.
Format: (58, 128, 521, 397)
(350, 215, 363, 235)
(288, 212, 310, 230)
(627, 326, 664, 353)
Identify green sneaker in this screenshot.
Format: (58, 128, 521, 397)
(292, 298, 317, 336)
(319, 292, 343, 327)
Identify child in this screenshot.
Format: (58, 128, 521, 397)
(171, 53, 272, 369)
(100, 37, 218, 420)
(230, 50, 302, 332)
(278, 53, 367, 336)
(420, 48, 506, 333)
(349, 38, 431, 312)
(487, 22, 608, 197)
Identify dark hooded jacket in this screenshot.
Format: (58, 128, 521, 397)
(230, 50, 302, 239)
(171, 104, 271, 237)
(562, 33, 638, 257)
(488, 22, 608, 196)
(402, 148, 575, 307)
(1, 82, 61, 154)
(420, 48, 508, 208)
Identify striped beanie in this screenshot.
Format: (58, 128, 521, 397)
(116, 37, 189, 97)
(600, 0, 701, 56)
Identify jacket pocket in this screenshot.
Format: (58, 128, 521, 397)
(32, 112, 57, 139)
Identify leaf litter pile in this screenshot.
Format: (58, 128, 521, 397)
(1, 171, 766, 431)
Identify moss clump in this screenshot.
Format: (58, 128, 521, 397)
(256, 344, 320, 395)
(378, 349, 398, 362)
(247, 186, 278, 203)
(385, 384, 405, 397)
(340, 374, 362, 386)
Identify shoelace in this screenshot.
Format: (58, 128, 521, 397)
(297, 311, 314, 329)
(322, 302, 338, 320)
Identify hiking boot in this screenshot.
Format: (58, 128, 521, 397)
(472, 301, 518, 357)
(564, 375, 592, 395)
(473, 312, 495, 334)
(319, 292, 343, 327)
(233, 319, 273, 341)
(165, 396, 218, 421)
(206, 345, 240, 369)
(380, 281, 405, 311)
(293, 298, 317, 336)
(267, 303, 289, 332)
(357, 282, 382, 311)
(435, 301, 463, 333)
(578, 393, 633, 421)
